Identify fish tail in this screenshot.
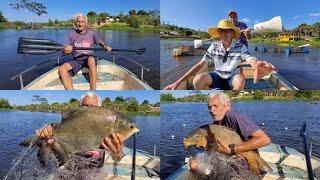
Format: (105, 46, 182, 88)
(39, 141, 53, 166)
(246, 152, 273, 175)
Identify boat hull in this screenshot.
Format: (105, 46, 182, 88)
(24, 59, 153, 90)
(166, 143, 319, 180)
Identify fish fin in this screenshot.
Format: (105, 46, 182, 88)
(39, 141, 53, 166)
(247, 152, 272, 175)
(52, 141, 70, 166)
(255, 153, 273, 173)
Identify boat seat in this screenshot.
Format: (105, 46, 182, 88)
(46, 72, 124, 87)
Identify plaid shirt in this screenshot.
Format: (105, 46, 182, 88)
(202, 41, 254, 79)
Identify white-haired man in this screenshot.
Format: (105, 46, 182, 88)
(190, 91, 271, 173)
(36, 92, 124, 162)
(59, 14, 112, 90)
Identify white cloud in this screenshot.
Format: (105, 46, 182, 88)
(254, 20, 260, 24)
(241, 18, 250, 23)
(309, 13, 320, 17)
(293, 16, 300, 19)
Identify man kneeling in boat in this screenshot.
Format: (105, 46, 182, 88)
(190, 92, 271, 174)
(164, 19, 276, 90)
(59, 14, 112, 90)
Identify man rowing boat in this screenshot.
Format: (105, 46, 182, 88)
(164, 19, 276, 90)
(228, 10, 250, 48)
(59, 14, 112, 90)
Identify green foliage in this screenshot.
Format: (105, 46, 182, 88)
(125, 97, 139, 112)
(127, 16, 140, 28)
(294, 91, 312, 99)
(98, 12, 109, 22)
(141, 100, 149, 105)
(0, 11, 7, 23)
(10, 0, 47, 16)
(253, 91, 264, 100)
(69, 98, 79, 104)
(0, 98, 12, 109)
(115, 96, 125, 103)
(128, 10, 136, 16)
(160, 93, 175, 102)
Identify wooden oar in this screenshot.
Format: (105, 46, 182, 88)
(17, 37, 147, 55)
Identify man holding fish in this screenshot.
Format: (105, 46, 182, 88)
(185, 92, 272, 175)
(35, 92, 125, 162)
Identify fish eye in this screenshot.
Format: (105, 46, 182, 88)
(130, 125, 134, 129)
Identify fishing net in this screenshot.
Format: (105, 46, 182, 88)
(190, 151, 260, 180)
(4, 146, 108, 180)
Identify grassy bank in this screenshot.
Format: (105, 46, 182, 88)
(160, 36, 194, 41)
(160, 91, 320, 103)
(250, 38, 320, 48)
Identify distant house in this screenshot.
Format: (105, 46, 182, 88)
(168, 31, 179, 36)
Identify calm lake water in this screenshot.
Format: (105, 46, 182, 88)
(160, 101, 320, 179)
(0, 29, 160, 89)
(0, 110, 159, 179)
(160, 40, 320, 90)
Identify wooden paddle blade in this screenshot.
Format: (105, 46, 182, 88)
(18, 37, 63, 55)
(18, 37, 61, 46)
(19, 49, 60, 55)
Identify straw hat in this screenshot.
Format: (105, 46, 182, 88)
(208, 19, 240, 39)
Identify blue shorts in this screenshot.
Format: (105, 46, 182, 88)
(67, 56, 96, 76)
(209, 72, 237, 90)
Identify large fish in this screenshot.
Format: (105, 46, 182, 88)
(22, 106, 139, 166)
(183, 124, 271, 175)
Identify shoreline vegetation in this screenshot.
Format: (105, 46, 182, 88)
(160, 22, 320, 48)
(0, 9, 160, 32)
(160, 91, 320, 103)
(0, 96, 160, 116)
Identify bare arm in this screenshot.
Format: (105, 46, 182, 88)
(163, 59, 206, 90)
(217, 129, 271, 154)
(235, 129, 271, 153)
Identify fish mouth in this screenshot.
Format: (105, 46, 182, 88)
(132, 127, 140, 134)
(122, 127, 140, 141)
(183, 138, 190, 150)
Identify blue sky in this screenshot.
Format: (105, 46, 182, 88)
(161, 0, 320, 30)
(1, 0, 159, 22)
(0, 90, 160, 105)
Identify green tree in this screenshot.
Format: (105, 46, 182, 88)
(127, 16, 140, 28)
(0, 98, 12, 109)
(141, 100, 149, 105)
(253, 91, 264, 100)
(10, 0, 47, 16)
(115, 96, 125, 103)
(69, 98, 79, 104)
(0, 11, 7, 23)
(137, 10, 147, 16)
(160, 93, 175, 102)
(87, 11, 97, 25)
(47, 19, 53, 26)
(129, 10, 136, 16)
(98, 12, 109, 22)
(125, 97, 139, 112)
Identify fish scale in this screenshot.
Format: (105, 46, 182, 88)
(23, 106, 139, 166)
